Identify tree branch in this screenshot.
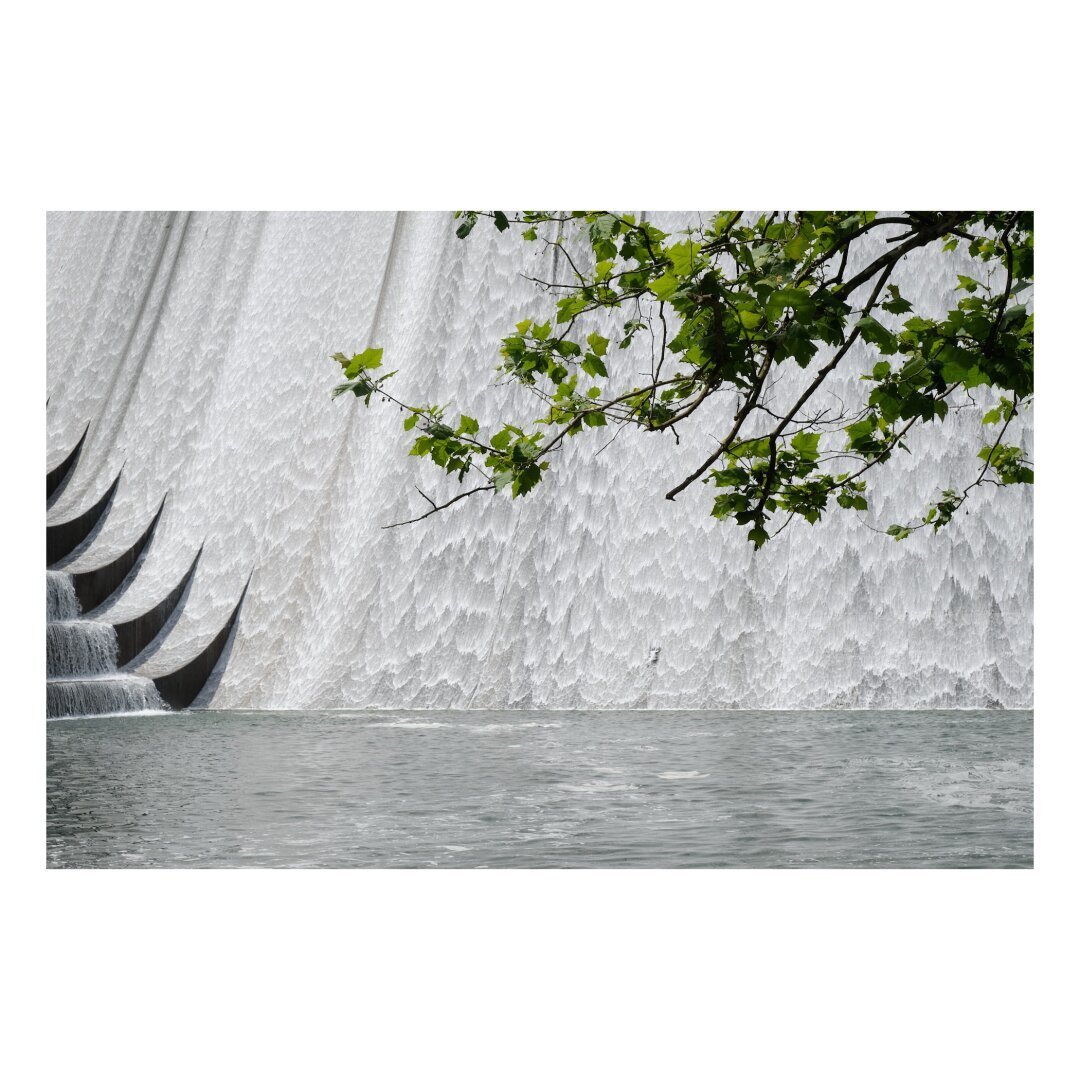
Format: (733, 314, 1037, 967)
(383, 484, 496, 529)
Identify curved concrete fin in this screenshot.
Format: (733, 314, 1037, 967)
(46, 466, 123, 567)
(151, 573, 251, 710)
(72, 493, 169, 614)
(46, 423, 89, 508)
(114, 544, 203, 668)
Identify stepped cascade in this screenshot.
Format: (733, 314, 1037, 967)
(46, 571, 164, 718)
(45, 211, 1033, 711)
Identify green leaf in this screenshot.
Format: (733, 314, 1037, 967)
(940, 356, 971, 384)
(592, 259, 614, 280)
(344, 347, 384, 377)
(837, 493, 867, 511)
(872, 361, 891, 379)
(581, 353, 608, 378)
(512, 463, 542, 498)
(882, 286, 913, 315)
(710, 467, 749, 488)
(1001, 304, 1028, 329)
(492, 211, 509, 232)
(747, 526, 770, 549)
(869, 387, 903, 423)
(790, 431, 821, 460)
(649, 272, 680, 301)
(734, 437, 771, 458)
(586, 332, 608, 357)
(583, 411, 607, 428)
(455, 212, 478, 239)
(556, 294, 590, 323)
(765, 287, 812, 323)
(490, 428, 513, 451)
(457, 414, 479, 436)
(856, 317, 897, 354)
(846, 418, 878, 451)
(711, 211, 740, 234)
(783, 233, 809, 261)
(666, 239, 701, 276)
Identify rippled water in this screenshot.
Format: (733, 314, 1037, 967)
(46, 709, 1032, 868)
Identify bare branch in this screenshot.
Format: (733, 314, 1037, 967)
(383, 484, 496, 529)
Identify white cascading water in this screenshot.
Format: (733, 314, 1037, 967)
(45, 212, 1033, 711)
(46, 570, 164, 717)
(47, 616, 117, 676)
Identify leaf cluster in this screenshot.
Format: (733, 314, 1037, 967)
(332, 210, 1034, 543)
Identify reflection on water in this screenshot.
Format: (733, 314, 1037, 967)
(47, 709, 1032, 868)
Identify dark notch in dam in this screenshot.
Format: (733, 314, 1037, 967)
(114, 543, 202, 667)
(45, 411, 248, 715)
(151, 574, 251, 709)
(47, 466, 123, 567)
(72, 494, 168, 614)
(46, 422, 88, 508)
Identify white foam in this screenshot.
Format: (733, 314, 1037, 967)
(364, 720, 452, 729)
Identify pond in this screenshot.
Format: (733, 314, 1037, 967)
(46, 708, 1033, 868)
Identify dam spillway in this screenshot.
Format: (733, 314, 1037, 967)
(45, 211, 1033, 711)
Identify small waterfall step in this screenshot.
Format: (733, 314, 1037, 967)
(47, 673, 164, 719)
(47, 570, 80, 621)
(47, 619, 119, 678)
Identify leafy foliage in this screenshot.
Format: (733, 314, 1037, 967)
(331, 211, 1033, 540)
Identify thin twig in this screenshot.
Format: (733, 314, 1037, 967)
(383, 484, 496, 529)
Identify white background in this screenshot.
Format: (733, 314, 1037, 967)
(3, 2, 1074, 1077)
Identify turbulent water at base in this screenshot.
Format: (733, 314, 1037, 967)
(45, 212, 1033, 710)
(45, 571, 163, 718)
(46, 709, 1033, 868)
